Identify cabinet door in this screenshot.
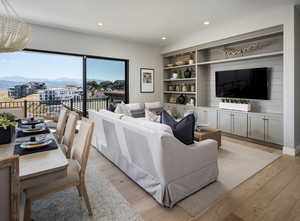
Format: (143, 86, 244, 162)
(220, 110, 232, 133)
(196, 108, 209, 126)
(207, 109, 218, 129)
(265, 115, 283, 145)
(232, 112, 248, 137)
(248, 114, 265, 141)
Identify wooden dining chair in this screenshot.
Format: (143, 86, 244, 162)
(59, 111, 79, 158)
(0, 155, 25, 221)
(55, 107, 69, 143)
(24, 118, 95, 220)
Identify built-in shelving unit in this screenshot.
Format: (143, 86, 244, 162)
(162, 27, 284, 108)
(164, 91, 196, 94)
(164, 78, 196, 82)
(164, 64, 196, 70)
(197, 51, 283, 66)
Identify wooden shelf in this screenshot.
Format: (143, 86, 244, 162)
(197, 51, 283, 66)
(164, 64, 196, 70)
(164, 91, 196, 94)
(165, 103, 193, 106)
(164, 78, 196, 82)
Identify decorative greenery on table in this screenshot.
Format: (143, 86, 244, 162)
(0, 112, 17, 145)
(221, 98, 249, 104)
(0, 112, 17, 129)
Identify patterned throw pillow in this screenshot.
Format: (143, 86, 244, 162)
(145, 110, 160, 122)
(160, 110, 195, 145)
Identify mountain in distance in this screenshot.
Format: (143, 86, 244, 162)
(0, 76, 84, 92)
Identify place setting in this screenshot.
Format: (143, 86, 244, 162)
(14, 135, 58, 156)
(16, 117, 50, 138)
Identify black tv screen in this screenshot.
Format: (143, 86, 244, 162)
(215, 68, 269, 100)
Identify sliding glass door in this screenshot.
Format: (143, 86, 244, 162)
(86, 57, 128, 112)
(0, 49, 129, 118)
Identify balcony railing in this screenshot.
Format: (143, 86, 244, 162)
(0, 97, 109, 119)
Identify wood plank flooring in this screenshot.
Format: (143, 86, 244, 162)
(94, 136, 300, 221)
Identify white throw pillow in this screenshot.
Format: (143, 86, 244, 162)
(114, 102, 131, 116)
(145, 101, 162, 110)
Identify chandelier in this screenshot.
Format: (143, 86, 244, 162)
(0, 0, 31, 52)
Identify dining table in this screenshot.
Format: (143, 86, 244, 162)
(0, 118, 68, 189)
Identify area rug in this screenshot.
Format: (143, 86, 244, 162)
(31, 149, 143, 221)
(178, 140, 280, 217)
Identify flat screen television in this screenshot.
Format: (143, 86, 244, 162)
(215, 67, 269, 100)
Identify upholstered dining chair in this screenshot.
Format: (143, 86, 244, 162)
(55, 107, 69, 143)
(0, 155, 25, 221)
(59, 111, 79, 158)
(24, 118, 95, 220)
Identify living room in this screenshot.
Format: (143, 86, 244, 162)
(1, 1, 300, 221)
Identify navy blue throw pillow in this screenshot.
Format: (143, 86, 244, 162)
(160, 110, 195, 145)
(108, 103, 117, 112)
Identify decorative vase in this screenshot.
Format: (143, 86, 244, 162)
(172, 72, 178, 79)
(0, 126, 14, 145)
(175, 85, 181, 92)
(182, 84, 187, 92)
(190, 84, 195, 92)
(184, 68, 192, 78)
(176, 94, 186, 104)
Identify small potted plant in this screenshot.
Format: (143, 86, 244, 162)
(0, 112, 17, 145)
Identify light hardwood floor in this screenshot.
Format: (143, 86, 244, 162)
(94, 136, 300, 221)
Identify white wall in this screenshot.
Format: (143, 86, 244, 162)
(162, 4, 298, 155)
(28, 24, 163, 104)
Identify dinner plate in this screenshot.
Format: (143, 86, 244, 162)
(22, 127, 46, 134)
(20, 139, 53, 149)
(21, 118, 44, 125)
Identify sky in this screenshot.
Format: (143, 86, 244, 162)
(0, 51, 125, 81)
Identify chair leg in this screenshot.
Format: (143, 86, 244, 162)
(76, 185, 82, 197)
(80, 183, 93, 216)
(24, 199, 32, 221)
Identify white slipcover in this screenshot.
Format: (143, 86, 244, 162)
(89, 110, 218, 207)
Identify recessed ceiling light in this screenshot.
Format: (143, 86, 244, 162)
(97, 22, 103, 27)
(161, 37, 167, 40)
(203, 21, 210, 25)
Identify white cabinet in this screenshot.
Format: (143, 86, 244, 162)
(248, 113, 283, 145)
(219, 110, 232, 133)
(195, 107, 218, 129)
(248, 113, 265, 141)
(164, 103, 283, 145)
(265, 115, 283, 145)
(232, 111, 248, 137)
(219, 110, 248, 137)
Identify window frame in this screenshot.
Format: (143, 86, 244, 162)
(23, 48, 129, 116)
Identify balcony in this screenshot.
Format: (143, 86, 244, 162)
(0, 97, 110, 120)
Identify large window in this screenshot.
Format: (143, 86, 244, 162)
(0, 50, 128, 118)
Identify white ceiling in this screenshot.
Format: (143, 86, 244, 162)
(1, 0, 298, 45)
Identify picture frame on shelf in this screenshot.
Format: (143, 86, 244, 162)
(140, 68, 154, 93)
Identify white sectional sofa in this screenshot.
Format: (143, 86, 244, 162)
(89, 109, 218, 207)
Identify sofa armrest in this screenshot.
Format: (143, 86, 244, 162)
(160, 135, 218, 183)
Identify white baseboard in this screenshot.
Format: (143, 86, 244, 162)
(282, 145, 300, 156)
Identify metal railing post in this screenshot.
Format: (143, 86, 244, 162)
(70, 98, 74, 111)
(106, 97, 109, 110)
(24, 100, 27, 118)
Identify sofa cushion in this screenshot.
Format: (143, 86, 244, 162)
(122, 116, 172, 134)
(98, 110, 123, 119)
(145, 101, 162, 109)
(160, 110, 195, 145)
(126, 103, 145, 118)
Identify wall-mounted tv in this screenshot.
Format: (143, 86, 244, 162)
(215, 67, 269, 100)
